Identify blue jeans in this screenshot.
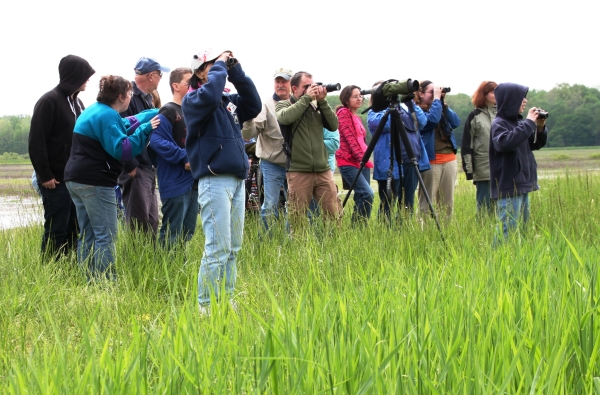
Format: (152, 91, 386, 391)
(159, 189, 199, 248)
(339, 166, 374, 224)
(475, 180, 493, 214)
(260, 159, 287, 232)
(400, 164, 419, 212)
(197, 175, 245, 305)
(66, 181, 118, 279)
(496, 193, 530, 240)
(37, 179, 78, 258)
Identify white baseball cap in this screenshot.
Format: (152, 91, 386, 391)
(191, 48, 231, 71)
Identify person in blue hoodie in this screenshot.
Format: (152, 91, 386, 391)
(367, 81, 430, 221)
(64, 75, 159, 279)
(182, 48, 261, 311)
(148, 67, 198, 249)
(489, 83, 548, 240)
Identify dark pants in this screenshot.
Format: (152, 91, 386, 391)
(38, 180, 78, 258)
(475, 180, 494, 214)
(118, 166, 159, 235)
(159, 189, 199, 248)
(400, 164, 419, 212)
(339, 166, 374, 225)
(377, 179, 400, 221)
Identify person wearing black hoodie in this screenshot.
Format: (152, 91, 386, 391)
(489, 82, 548, 240)
(29, 55, 95, 258)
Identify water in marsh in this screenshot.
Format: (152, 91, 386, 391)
(0, 196, 42, 230)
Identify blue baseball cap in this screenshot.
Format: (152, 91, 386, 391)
(134, 57, 170, 75)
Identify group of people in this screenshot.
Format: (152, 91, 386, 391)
(28, 51, 548, 311)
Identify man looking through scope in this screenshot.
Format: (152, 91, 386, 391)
(342, 78, 445, 240)
(367, 81, 430, 221)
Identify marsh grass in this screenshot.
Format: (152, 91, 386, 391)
(1, 171, 600, 393)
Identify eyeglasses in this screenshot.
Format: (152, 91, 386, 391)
(128, 90, 134, 97)
(351, 95, 363, 100)
(149, 71, 163, 78)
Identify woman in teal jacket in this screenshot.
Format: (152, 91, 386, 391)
(65, 75, 159, 279)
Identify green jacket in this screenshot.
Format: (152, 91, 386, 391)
(276, 94, 338, 173)
(461, 105, 496, 182)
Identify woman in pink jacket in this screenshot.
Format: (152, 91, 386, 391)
(335, 85, 374, 225)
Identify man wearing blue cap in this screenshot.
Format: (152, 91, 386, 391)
(118, 57, 170, 235)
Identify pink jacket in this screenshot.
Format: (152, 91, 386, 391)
(335, 107, 373, 168)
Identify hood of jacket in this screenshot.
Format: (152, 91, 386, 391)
(56, 55, 95, 96)
(495, 82, 528, 121)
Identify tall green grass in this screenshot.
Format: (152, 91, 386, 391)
(1, 171, 600, 393)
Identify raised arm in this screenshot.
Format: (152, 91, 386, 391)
(227, 63, 262, 124)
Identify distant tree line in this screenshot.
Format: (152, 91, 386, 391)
(0, 115, 30, 156)
(1, 84, 599, 156)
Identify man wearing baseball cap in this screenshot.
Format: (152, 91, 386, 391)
(242, 68, 293, 233)
(118, 56, 170, 235)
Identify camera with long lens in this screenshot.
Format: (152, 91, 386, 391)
(226, 57, 238, 66)
(442, 87, 451, 93)
(537, 109, 549, 119)
(315, 82, 341, 92)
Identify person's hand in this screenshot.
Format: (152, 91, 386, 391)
(315, 85, 327, 101)
(434, 85, 444, 100)
(305, 84, 319, 100)
(129, 167, 137, 178)
(42, 178, 59, 189)
(526, 107, 539, 122)
(150, 116, 160, 129)
(217, 51, 232, 63)
(184, 162, 191, 171)
(536, 118, 546, 128)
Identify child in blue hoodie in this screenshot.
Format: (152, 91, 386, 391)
(489, 82, 548, 240)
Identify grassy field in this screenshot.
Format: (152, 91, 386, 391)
(1, 150, 600, 393)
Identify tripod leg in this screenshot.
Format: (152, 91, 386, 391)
(390, 110, 445, 243)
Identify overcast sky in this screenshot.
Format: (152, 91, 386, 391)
(2, 0, 597, 116)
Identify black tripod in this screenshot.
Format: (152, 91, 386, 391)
(341, 97, 445, 242)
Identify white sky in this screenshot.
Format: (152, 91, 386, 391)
(1, 0, 598, 116)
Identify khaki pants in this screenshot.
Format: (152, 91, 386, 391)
(418, 160, 457, 220)
(287, 171, 342, 225)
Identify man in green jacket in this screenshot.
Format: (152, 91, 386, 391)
(276, 71, 341, 225)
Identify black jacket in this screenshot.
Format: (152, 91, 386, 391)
(119, 81, 154, 172)
(489, 83, 548, 199)
(29, 55, 95, 183)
